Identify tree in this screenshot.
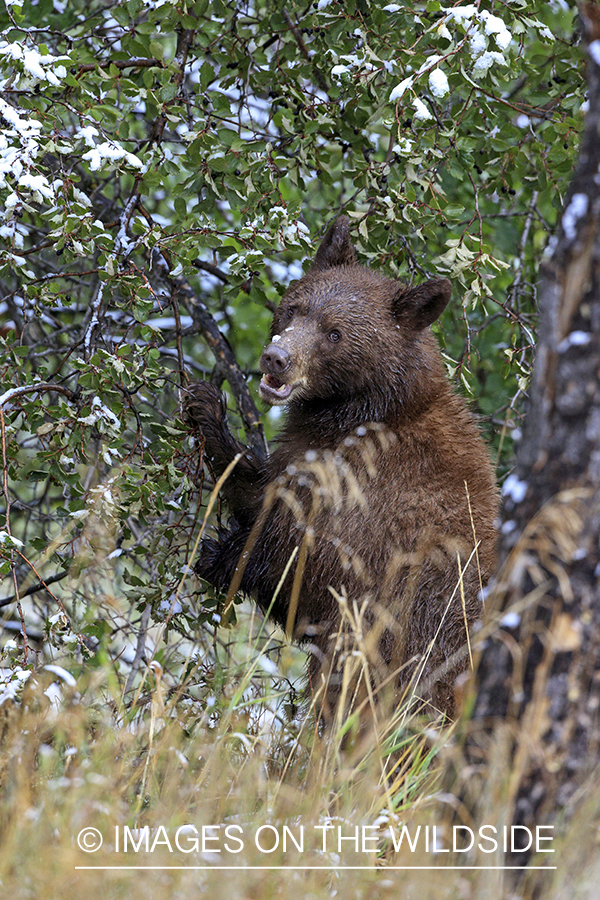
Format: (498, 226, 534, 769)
(0, 0, 582, 683)
(0, 2, 596, 897)
(443, 4, 600, 896)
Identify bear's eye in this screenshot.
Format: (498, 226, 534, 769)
(328, 329, 341, 343)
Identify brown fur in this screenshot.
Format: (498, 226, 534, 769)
(184, 217, 498, 719)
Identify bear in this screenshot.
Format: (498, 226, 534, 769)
(183, 216, 498, 721)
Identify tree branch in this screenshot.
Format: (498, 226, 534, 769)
(0, 382, 78, 409)
(151, 252, 268, 462)
(76, 58, 164, 76)
(445, 4, 600, 887)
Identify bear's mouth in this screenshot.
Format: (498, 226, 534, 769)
(259, 374, 295, 405)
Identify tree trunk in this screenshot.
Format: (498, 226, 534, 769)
(445, 4, 600, 897)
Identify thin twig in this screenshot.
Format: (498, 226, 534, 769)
(0, 382, 78, 409)
(124, 604, 151, 696)
(0, 407, 28, 661)
(76, 57, 164, 76)
(153, 252, 268, 461)
(0, 571, 68, 609)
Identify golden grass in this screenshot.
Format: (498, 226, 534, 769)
(2, 467, 599, 899)
(3, 588, 600, 900)
(0, 579, 452, 900)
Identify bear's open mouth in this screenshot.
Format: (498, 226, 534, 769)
(259, 374, 295, 404)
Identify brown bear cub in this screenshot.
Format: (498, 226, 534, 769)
(184, 217, 498, 720)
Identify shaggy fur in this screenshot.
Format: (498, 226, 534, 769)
(184, 217, 498, 718)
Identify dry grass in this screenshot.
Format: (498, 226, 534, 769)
(3, 575, 600, 900)
(2, 470, 599, 900)
(0, 628, 438, 900)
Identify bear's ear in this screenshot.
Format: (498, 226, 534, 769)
(311, 215, 357, 270)
(392, 277, 451, 330)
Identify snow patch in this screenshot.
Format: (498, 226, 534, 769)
(480, 11, 512, 49)
(558, 331, 591, 352)
(500, 611, 520, 629)
(469, 31, 487, 56)
(562, 193, 588, 241)
(440, 5, 512, 76)
(44, 665, 76, 687)
(78, 396, 121, 430)
(393, 138, 413, 155)
(390, 77, 413, 102)
(0, 41, 68, 86)
(0, 531, 23, 547)
(502, 474, 527, 503)
(589, 40, 600, 67)
(429, 68, 449, 98)
(473, 51, 508, 76)
(413, 98, 432, 120)
(0, 667, 32, 705)
(74, 125, 100, 147)
(82, 141, 144, 172)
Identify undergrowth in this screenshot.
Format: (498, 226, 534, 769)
(0, 596, 451, 900)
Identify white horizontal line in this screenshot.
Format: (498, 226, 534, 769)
(75, 866, 557, 871)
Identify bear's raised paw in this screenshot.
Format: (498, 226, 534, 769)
(182, 381, 227, 435)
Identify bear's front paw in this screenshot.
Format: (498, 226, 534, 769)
(193, 536, 222, 586)
(182, 382, 227, 434)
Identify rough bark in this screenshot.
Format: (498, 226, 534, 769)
(445, 5, 600, 897)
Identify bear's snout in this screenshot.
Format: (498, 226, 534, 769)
(259, 343, 299, 405)
(260, 343, 291, 376)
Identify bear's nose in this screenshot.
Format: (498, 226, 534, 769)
(260, 344, 291, 376)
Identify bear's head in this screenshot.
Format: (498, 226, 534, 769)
(259, 217, 451, 413)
